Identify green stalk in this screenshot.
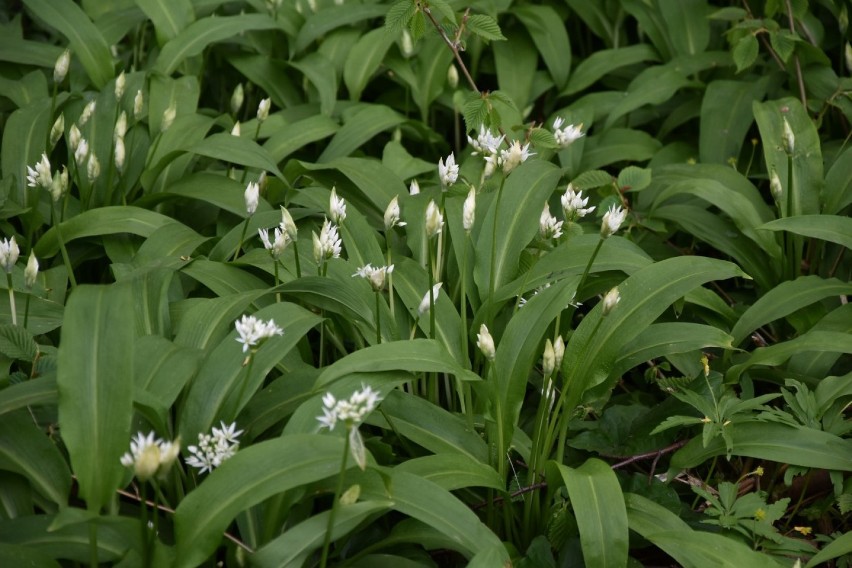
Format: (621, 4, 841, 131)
(427, 237, 437, 340)
(785, 154, 801, 280)
(233, 217, 250, 262)
(487, 176, 507, 327)
(52, 201, 77, 289)
(320, 430, 351, 568)
(292, 240, 302, 278)
(460, 235, 473, 428)
(23, 290, 31, 329)
(6, 274, 16, 327)
(231, 354, 256, 422)
(273, 258, 281, 303)
(89, 521, 99, 568)
(140, 482, 149, 568)
(374, 291, 381, 344)
(385, 233, 394, 319)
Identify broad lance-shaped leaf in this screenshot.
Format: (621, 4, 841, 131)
(669, 422, 852, 473)
(57, 283, 134, 512)
(758, 215, 852, 250)
(173, 435, 350, 568)
(557, 459, 628, 568)
(563, 256, 746, 410)
(625, 493, 783, 568)
(729, 275, 852, 346)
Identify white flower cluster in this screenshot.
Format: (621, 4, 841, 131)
(384, 196, 406, 230)
(425, 200, 443, 238)
(463, 187, 476, 233)
(476, 324, 496, 360)
(438, 153, 459, 187)
(0, 236, 20, 273)
(329, 187, 346, 223)
(185, 421, 243, 474)
(561, 184, 595, 222)
(317, 385, 382, 431)
(539, 204, 563, 240)
(600, 205, 628, 238)
(353, 263, 394, 292)
(120, 431, 180, 482)
(312, 218, 343, 262)
(245, 181, 259, 216)
(484, 140, 534, 176)
(552, 117, 585, 148)
(235, 314, 284, 353)
(467, 125, 504, 156)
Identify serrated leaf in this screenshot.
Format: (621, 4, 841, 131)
(463, 97, 489, 133)
(385, 0, 416, 32)
(571, 170, 613, 189)
(0, 325, 38, 361)
(428, 0, 456, 24)
(409, 10, 426, 41)
(769, 29, 798, 62)
(466, 14, 506, 41)
(530, 127, 559, 149)
(617, 166, 651, 191)
(733, 34, 759, 72)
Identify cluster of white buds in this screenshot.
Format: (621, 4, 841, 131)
(409, 179, 420, 195)
(539, 203, 563, 240)
(424, 200, 443, 238)
(185, 422, 243, 474)
(601, 286, 621, 316)
(467, 125, 504, 157)
(329, 187, 346, 223)
(769, 170, 783, 201)
(114, 110, 128, 172)
(312, 218, 343, 263)
(25, 251, 38, 288)
(26, 154, 53, 190)
(244, 181, 259, 216)
(114, 71, 126, 100)
(49, 115, 64, 148)
(463, 187, 476, 233)
(384, 196, 406, 230)
(258, 226, 289, 259)
(552, 117, 585, 148)
(87, 154, 101, 183)
(280, 206, 298, 242)
(78, 100, 96, 127)
(498, 140, 534, 174)
(782, 117, 795, 155)
(418, 282, 442, 316)
(353, 263, 394, 292)
(133, 90, 144, 121)
(120, 431, 180, 482)
(561, 184, 595, 222)
(438, 153, 459, 187)
(0, 236, 20, 273)
(234, 314, 284, 353)
(600, 205, 628, 238)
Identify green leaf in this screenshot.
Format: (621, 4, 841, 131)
(625, 493, 783, 568)
(57, 283, 134, 512)
(153, 13, 278, 75)
(732, 34, 759, 72)
(344, 28, 397, 100)
(805, 530, 852, 568)
(369, 390, 488, 464)
(617, 166, 651, 191)
(730, 275, 852, 346)
(466, 14, 506, 41)
(823, 147, 852, 214)
(23, 0, 114, 88)
(572, 169, 613, 190)
(264, 114, 339, 163)
(229, 55, 301, 110)
(493, 30, 536, 111)
(604, 65, 691, 129)
(297, 157, 404, 213)
(699, 79, 768, 165)
(0, 543, 60, 568)
(516, 5, 570, 87)
(295, 4, 387, 53)
(187, 132, 283, 177)
(581, 128, 662, 170)
(726, 330, 852, 384)
(0, 324, 38, 361)
(2, 100, 52, 199)
(252, 501, 393, 568)
(290, 52, 338, 116)
(316, 339, 477, 389)
(563, 44, 658, 96)
(670, 422, 852, 472)
(658, 0, 710, 56)
(385, 0, 416, 32)
(395, 454, 503, 491)
(758, 214, 852, 250)
(134, 0, 194, 44)
(613, 323, 734, 378)
(769, 29, 798, 62)
(319, 104, 405, 162)
(0, 410, 71, 506)
(753, 97, 822, 216)
(0, 377, 57, 418)
(557, 459, 628, 568)
(34, 207, 179, 258)
(0, 36, 63, 68)
(474, 161, 561, 294)
(173, 434, 350, 567)
(563, 257, 745, 410)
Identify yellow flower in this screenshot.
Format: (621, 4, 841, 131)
(793, 526, 812, 536)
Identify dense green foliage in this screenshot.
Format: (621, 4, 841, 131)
(0, 0, 851, 566)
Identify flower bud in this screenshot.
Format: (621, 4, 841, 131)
(114, 71, 126, 100)
(280, 206, 298, 241)
(135, 443, 161, 482)
(553, 335, 565, 369)
(782, 117, 795, 155)
(231, 83, 244, 116)
(418, 282, 442, 316)
(244, 181, 259, 216)
(401, 29, 414, 58)
(601, 286, 620, 317)
(476, 324, 496, 360)
(69, 123, 81, 152)
(114, 111, 127, 141)
(0, 236, 20, 273)
(769, 170, 783, 201)
(542, 338, 555, 378)
(133, 90, 144, 121)
(161, 103, 176, 132)
(600, 205, 627, 238)
(157, 438, 180, 478)
(846, 43, 852, 74)
(114, 137, 126, 172)
(257, 98, 271, 122)
(78, 100, 96, 127)
(384, 196, 405, 230)
(53, 49, 70, 84)
(87, 153, 101, 182)
(50, 166, 68, 202)
(74, 138, 89, 165)
(463, 187, 475, 233)
(424, 199, 443, 238)
(50, 114, 65, 148)
(231, 121, 241, 137)
(447, 64, 459, 89)
(409, 179, 420, 195)
(25, 250, 38, 288)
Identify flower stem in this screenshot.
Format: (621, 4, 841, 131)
(89, 521, 99, 568)
(427, 237, 437, 340)
(487, 176, 507, 327)
(374, 291, 382, 344)
(320, 431, 351, 568)
(52, 201, 77, 290)
(385, 233, 394, 319)
(292, 240, 302, 278)
(23, 290, 31, 329)
(6, 274, 16, 327)
(140, 482, 149, 568)
(233, 217, 250, 262)
(231, 354, 256, 422)
(273, 259, 280, 303)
